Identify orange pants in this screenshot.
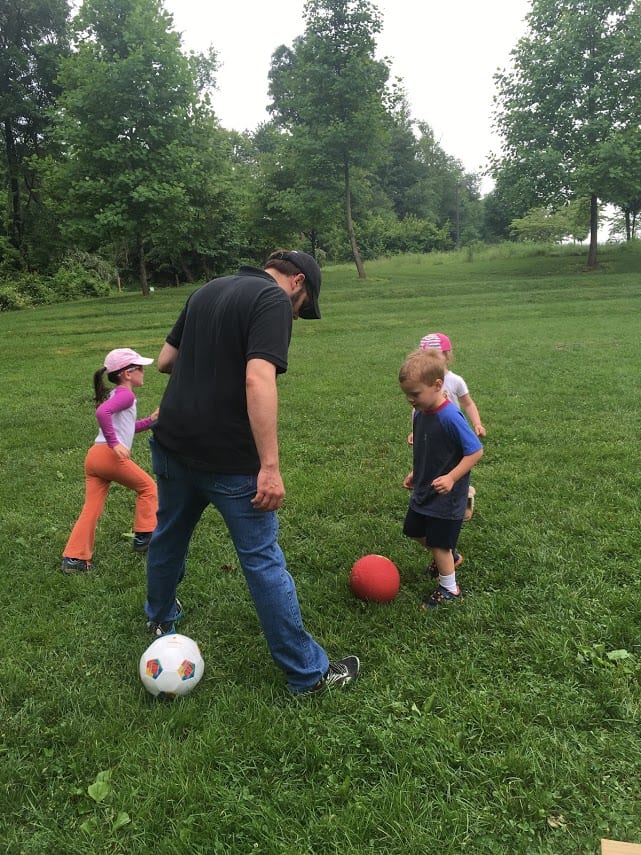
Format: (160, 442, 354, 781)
(63, 443, 157, 560)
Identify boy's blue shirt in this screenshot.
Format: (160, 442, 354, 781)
(411, 399, 483, 520)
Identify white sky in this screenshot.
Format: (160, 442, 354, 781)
(163, 0, 532, 192)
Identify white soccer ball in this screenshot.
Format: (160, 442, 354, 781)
(139, 633, 204, 698)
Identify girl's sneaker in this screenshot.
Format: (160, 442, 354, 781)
(132, 532, 153, 553)
(61, 557, 95, 574)
(464, 486, 476, 522)
(421, 584, 463, 609)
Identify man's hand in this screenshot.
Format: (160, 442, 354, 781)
(251, 466, 285, 511)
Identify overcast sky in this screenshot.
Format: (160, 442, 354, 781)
(163, 0, 532, 191)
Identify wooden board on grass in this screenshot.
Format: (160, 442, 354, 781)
(602, 841, 641, 855)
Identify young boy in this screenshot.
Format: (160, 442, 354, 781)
(399, 349, 483, 609)
(415, 332, 486, 522)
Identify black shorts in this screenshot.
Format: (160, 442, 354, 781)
(403, 507, 463, 550)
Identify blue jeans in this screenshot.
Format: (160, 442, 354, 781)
(145, 438, 329, 693)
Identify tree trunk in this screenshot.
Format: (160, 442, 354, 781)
(586, 193, 598, 270)
(625, 210, 631, 241)
(180, 260, 194, 283)
(344, 159, 366, 280)
(3, 117, 24, 258)
(138, 236, 150, 295)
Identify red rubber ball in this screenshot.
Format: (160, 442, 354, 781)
(350, 554, 400, 603)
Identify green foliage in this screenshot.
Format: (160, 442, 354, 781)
(0, 0, 70, 267)
(0, 233, 23, 276)
(52, 260, 111, 300)
(8, 273, 57, 306)
(268, 0, 392, 275)
(42, 0, 244, 291)
(510, 200, 592, 243)
(1, 0, 507, 289)
(0, 252, 113, 310)
(357, 212, 452, 257)
(0, 283, 29, 311)
(493, 0, 641, 261)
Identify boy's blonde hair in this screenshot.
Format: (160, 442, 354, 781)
(399, 348, 446, 386)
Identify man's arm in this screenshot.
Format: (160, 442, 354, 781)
(246, 357, 285, 511)
(157, 342, 178, 374)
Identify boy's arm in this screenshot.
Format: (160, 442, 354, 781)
(408, 407, 416, 445)
(431, 448, 484, 494)
(459, 393, 486, 436)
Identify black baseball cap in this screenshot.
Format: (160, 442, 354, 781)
(272, 250, 321, 319)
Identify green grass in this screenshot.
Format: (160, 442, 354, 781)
(2, 242, 641, 853)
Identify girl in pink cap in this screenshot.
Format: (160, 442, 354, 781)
(61, 348, 159, 574)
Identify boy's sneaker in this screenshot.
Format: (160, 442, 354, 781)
(61, 557, 95, 575)
(300, 656, 360, 695)
(132, 532, 153, 553)
(422, 584, 463, 610)
(146, 598, 184, 637)
(426, 550, 463, 578)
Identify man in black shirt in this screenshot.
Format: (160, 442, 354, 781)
(144, 250, 359, 695)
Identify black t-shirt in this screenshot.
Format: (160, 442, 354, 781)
(153, 267, 292, 472)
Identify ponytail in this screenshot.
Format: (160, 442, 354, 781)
(93, 367, 110, 405)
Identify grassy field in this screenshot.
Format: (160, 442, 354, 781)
(1, 242, 641, 853)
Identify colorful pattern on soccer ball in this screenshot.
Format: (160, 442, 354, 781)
(145, 658, 163, 680)
(177, 660, 196, 681)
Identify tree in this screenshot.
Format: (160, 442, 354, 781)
(585, 125, 641, 240)
(45, 0, 239, 293)
(268, 0, 391, 279)
(0, 0, 70, 269)
(509, 199, 591, 243)
(240, 120, 344, 260)
(493, 0, 641, 269)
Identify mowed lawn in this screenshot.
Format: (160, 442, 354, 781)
(1, 243, 641, 854)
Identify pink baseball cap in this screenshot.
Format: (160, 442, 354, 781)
(419, 332, 452, 352)
(104, 348, 154, 373)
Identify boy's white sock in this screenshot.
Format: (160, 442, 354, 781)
(439, 572, 458, 593)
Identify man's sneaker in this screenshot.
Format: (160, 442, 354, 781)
(61, 557, 95, 575)
(421, 584, 463, 610)
(146, 598, 184, 637)
(146, 620, 176, 638)
(132, 532, 153, 553)
(426, 550, 463, 578)
(301, 656, 360, 695)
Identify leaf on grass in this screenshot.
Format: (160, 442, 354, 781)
(546, 813, 567, 829)
(88, 770, 112, 802)
(606, 649, 631, 661)
(88, 780, 111, 802)
(113, 811, 131, 831)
